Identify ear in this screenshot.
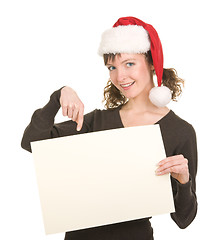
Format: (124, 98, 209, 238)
(150, 64, 155, 71)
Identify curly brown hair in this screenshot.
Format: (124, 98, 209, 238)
(103, 52, 184, 109)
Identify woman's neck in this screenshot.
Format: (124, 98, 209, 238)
(123, 89, 158, 113)
(120, 92, 170, 127)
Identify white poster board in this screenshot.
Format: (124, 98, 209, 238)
(31, 125, 175, 235)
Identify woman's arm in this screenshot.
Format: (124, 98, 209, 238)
(156, 125, 198, 228)
(21, 87, 87, 152)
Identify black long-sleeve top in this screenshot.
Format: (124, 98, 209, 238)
(21, 89, 198, 240)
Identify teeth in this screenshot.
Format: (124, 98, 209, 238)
(121, 82, 134, 87)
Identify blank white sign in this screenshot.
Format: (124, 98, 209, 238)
(31, 124, 175, 234)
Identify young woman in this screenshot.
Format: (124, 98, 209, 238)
(21, 16, 197, 240)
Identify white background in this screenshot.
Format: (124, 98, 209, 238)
(0, 0, 212, 239)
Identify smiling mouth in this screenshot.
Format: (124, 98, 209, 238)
(120, 81, 135, 88)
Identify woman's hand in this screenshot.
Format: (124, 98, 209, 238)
(60, 86, 84, 131)
(156, 155, 189, 184)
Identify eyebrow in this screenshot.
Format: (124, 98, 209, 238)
(106, 58, 136, 66)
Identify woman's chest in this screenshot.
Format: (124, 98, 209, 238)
(119, 110, 162, 127)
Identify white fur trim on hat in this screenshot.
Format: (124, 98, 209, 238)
(98, 25, 150, 56)
(149, 86, 172, 107)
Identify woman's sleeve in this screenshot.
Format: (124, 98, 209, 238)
(21, 88, 93, 152)
(170, 124, 198, 229)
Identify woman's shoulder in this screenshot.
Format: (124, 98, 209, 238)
(160, 110, 196, 138)
(84, 106, 122, 131)
(159, 110, 197, 157)
(85, 106, 120, 118)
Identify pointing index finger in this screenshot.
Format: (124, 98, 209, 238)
(76, 106, 84, 131)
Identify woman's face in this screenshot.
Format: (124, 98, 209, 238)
(106, 53, 154, 100)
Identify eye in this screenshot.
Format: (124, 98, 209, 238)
(108, 66, 116, 71)
(126, 62, 134, 67)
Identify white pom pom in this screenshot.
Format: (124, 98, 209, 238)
(149, 86, 172, 107)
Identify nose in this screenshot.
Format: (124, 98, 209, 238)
(116, 68, 127, 83)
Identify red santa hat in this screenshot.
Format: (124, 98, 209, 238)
(98, 16, 172, 107)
